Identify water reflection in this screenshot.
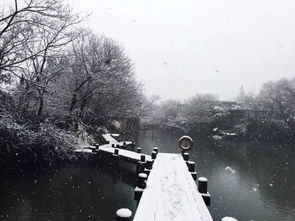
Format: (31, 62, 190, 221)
(1, 130, 294, 220)
(136, 129, 295, 221)
(0, 161, 137, 221)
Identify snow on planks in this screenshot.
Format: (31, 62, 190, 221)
(133, 153, 213, 221)
(102, 133, 119, 144)
(98, 146, 152, 162)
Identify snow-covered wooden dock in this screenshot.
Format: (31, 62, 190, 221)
(74, 133, 151, 163)
(74, 133, 214, 221)
(133, 153, 213, 221)
(96, 145, 152, 163)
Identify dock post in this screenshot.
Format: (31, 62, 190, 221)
(116, 208, 132, 221)
(136, 147, 141, 153)
(134, 173, 147, 202)
(153, 147, 159, 154)
(198, 177, 207, 193)
(136, 162, 144, 174)
(112, 149, 119, 166)
(183, 152, 189, 161)
(221, 217, 237, 221)
(140, 155, 146, 162)
(116, 144, 120, 148)
(144, 159, 154, 176)
(187, 161, 195, 172)
(138, 173, 147, 188)
(187, 161, 197, 180)
(145, 159, 153, 169)
(136, 155, 146, 174)
(151, 151, 157, 160)
(112, 144, 115, 148)
(198, 177, 211, 206)
(94, 143, 99, 150)
(123, 142, 126, 149)
(131, 141, 135, 151)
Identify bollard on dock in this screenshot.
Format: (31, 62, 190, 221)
(151, 151, 157, 160)
(145, 159, 153, 170)
(221, 217, 238, 221)
(187, 161, 197, 180)
(140, 155, 146, 162)
(134, 173, 147, 201)
(144, 159, 154, 176)
(198, 177, 211, 206)
(187, 161, 195, 172)
(183, 152, 189, 161)
(116, 208, 132, 221)
(153, 147, 159, 154)
(136, 147, 141, 153)
(198, 177, 207, 193)
(112, 148, 119, 165)
(136, 160, 145, 174)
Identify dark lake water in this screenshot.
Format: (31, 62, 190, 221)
(1, 130, 295, 221)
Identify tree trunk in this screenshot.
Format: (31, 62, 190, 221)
(37, 89, 44, 116)
(37, 95, 44, 116)
(69, 92, 77, 114)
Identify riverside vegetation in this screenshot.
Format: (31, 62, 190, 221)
(1, 0, 295, 169)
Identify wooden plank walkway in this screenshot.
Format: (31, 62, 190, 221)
(101, 133, 120, 144)
(74, 133, 151, 163)
(97, 146, 152, 163)
(133, 153, 213, 221)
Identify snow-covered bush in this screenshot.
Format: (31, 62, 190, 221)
(0, 114, 79, 165)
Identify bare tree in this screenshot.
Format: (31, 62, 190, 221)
(45, 31, 142, 129)
(0, 0, 81, 84)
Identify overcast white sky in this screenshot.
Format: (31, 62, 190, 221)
(67, 0, 295, 100)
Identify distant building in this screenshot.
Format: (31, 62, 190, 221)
(217, 100, 269, 129)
